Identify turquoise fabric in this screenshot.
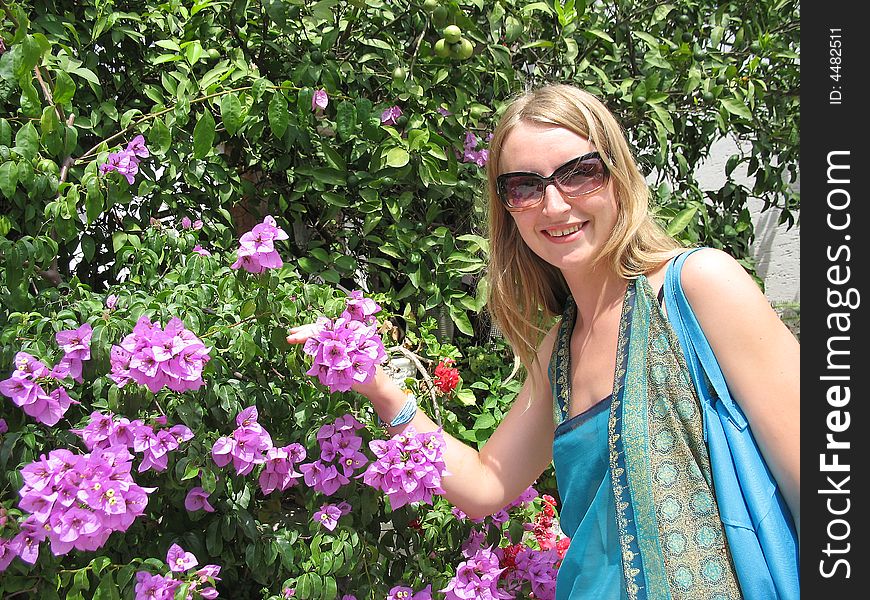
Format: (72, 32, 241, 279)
(663, 249, 800, 600)
(552, 397, 626, 600)
(547, 274, 743, 599)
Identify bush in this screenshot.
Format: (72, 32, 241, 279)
(0, 1, 799, 597)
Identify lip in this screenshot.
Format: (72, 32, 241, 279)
(541, 222, 586, 241)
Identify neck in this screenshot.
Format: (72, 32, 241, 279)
(562, 263, 627, 324)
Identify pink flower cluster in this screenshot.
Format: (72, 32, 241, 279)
(303, 292, 386, 392)
(109, 315, 210, 393)
(299, 414, 367, 495)
(361, 427, 448, 510)
(72, 410, 193, 473)
(1, 350, 80, 427)
(441, 546, 512, 600)
(461, 131, 490, 167)
(230, 215, 288, 274)
(134, 543, 221, 600)
(99, 135, 149, 185)
(2, 445, 155, 568)
(212, 406, 306, 495)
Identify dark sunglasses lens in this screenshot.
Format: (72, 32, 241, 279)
(556, 156, 606, 196)
(504, 176, 544, 209)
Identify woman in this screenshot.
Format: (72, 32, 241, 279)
(288, 84, 799, 598)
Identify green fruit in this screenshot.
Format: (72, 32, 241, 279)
(434, 38, 451, 57)
(206, 48, 220, 59)
(422, 0, 439, 13)
(396, 115, 408, 128)
(702, 91, 715, 102)
(443, 24, 462, 44)
(454, 38, 474, 60)
(693, 49, 705, 61)
(681, 31, 693, 43)
(310, 50, 323, 64)
(38, 158, 59, 175)
(346, 174, 359, 188)
(678, 14, 692, 25)
(749, 40, 762, 53)
(392, 66, 407, 84)
(715, 73, 728, 85)
(635, 95, 647, 105)
(432, 5, 449, 27)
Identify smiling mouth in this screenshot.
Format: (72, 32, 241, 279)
(544, 224, 582, 238)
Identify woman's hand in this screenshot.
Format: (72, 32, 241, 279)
(285, 323, 321, 346)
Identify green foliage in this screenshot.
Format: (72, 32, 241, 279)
(0, 0, 799, 597)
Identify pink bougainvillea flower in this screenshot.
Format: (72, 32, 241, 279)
(126, 135, 150, 159)
(231, 215, 288, 274)
(192, 245, 211, 256)
(106, 294, 118, 310)
(312, 88, 329, 111)
(167, 543, 198, 572)
(302, 293, 386, 392)
(110, 315, 210, 394)
(181, 216, 192, 229)
(380, 105, 403, 126)
(312, 503, 342, 531)
(135, 571, 182, 600)
(184, 487, 215, 512)
(56, 323, 93, 360)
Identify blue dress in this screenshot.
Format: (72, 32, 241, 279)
(552, 396, 625, 599)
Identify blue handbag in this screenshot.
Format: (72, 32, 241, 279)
(663, 249, 800, 600)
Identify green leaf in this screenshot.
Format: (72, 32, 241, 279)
(666, 206, 697, 236)
(70, 67, 100, 86)
(93, 573, 120, 600)
(14, 122, 38, 160)
(268, 92, 289, 139)
(193, 110, 216, 158)
(449, 305, 474, 336)
(19, 78, 41, 118)
(148, 118, 172, 154)
(53, 70, 76, 104)
(84, 173, 103, 224)
(455, 388, 477, 406)
(0, 161, 18, 199)
(720, 98, 753, 121)
(220, 93, 243, 135)
(335, 101, 357, 141)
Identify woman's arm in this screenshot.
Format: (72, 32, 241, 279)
(287, 324, 558, 519)
(679, 248, 800, 534)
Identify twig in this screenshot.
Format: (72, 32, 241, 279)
(502, 355, 522, 386)
(388, 345, 442, 427)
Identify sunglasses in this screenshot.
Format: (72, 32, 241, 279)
(496, 151, 610, 211)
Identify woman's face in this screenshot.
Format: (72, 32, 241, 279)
(499, 122, 619, 273)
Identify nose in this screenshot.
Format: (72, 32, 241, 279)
(540, 182, 571, 216)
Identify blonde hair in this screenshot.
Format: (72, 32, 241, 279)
(484, 84, 683, 372)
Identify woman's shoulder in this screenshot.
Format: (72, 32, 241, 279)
(676, 247, 768, 316)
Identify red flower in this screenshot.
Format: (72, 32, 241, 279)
(433, 359, 460, 394)
(556, 536, 571, 559)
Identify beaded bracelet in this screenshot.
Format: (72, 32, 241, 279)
(380, 391, 418, 428)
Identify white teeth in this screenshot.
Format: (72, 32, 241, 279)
(548, 225, 580, 237)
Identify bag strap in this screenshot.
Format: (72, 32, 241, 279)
(663, 249, 748, 430)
